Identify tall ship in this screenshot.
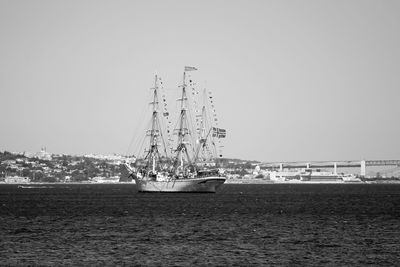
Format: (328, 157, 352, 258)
(124, 67, 226, 192)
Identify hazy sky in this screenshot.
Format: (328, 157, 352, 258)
(1, 0, 399, 162)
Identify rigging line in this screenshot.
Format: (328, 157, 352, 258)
(171, 97, 182, 151)
(186, 96, 197, 153)
(160, 86, 174, 151)
(202, 90, 213, 140)
(156, 91, 168, 156)
(159, 119, 170, 157)
(191, 85, 201, 126)
(125, 90, 152, 156)
(206, 93, 222, 158)
(207, 92, 217, 126)
(213, 132, 220, 157)
(156, 115, 169, 158)
(195, 88, 203, 136)
(186, 83, 200, 154)
(205, 143, 214, 160)
(131, 115, 149, 158)
(136, 118, 152, 158)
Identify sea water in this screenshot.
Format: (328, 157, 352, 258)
(0, 183, 399, 265)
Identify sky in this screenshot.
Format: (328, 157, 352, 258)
(0, 0, 399, 162)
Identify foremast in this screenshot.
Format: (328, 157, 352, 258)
(145, 75, 168, 173)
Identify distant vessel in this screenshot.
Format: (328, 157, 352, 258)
(300, 169, 343, 182)
(124, 67, 226, 192)
(341, 174, 362, 183)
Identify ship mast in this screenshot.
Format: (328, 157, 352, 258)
(175, 69, 193, 170)
(145, 75, 162, 173)
(193, 89, 212, 162)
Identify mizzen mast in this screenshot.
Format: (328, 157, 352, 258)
(194, 88, 212, 163)
(145, 75, 164, 173)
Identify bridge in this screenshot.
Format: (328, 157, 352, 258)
(259, 160, 400, 177)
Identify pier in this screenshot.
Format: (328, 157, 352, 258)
(260, 160, 400, 177)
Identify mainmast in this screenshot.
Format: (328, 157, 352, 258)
(174, 67, 197, 169)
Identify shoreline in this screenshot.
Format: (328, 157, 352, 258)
(2, 180, 400, 185)
(225, 179, 400, 184)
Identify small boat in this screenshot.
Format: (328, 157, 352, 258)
(340, 174, 363, 183)
(123, 67, 226, 192)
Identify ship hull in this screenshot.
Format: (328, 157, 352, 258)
(135, 176, 226, 193)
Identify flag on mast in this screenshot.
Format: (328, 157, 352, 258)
(184, 66, 198, 72)
(212, 127, 226, 138)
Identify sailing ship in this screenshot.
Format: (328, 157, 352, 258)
(124, 67, 226, 192)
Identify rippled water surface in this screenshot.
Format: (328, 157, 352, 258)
(1, 183, 400, 266)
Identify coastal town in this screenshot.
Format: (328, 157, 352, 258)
(1, 149, 399, 184)
(0, 149, 132, 183)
